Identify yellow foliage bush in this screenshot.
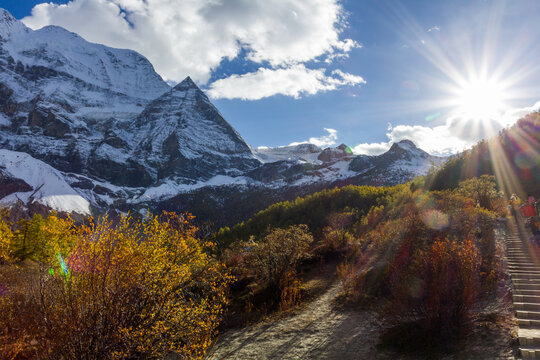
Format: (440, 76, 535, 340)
(0, 212, 231, 359)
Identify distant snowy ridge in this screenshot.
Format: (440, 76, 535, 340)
(255, 143, 322, 163)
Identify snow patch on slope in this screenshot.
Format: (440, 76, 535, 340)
(0, 113, 10, 126)
(0, 149, 90, 214)
(135, 175, 255, 202)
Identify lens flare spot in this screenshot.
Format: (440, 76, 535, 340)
(425, 112, 440, 122)
(57, 253, 69, 277)
(421, 209, 449, 230)
(514, 151, 540, 170)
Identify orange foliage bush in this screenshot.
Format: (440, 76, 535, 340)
(388, 237, 481, 337)
(339, 177, 503, 340)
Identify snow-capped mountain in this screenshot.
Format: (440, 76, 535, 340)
(0, 8, 444, 222)
(0, 9, 259, 210)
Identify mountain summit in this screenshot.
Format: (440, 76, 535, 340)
(128, 76, 260, 185)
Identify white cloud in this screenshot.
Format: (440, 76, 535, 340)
(207, 65, 365, 100)
(352, 142, 391, 155)
(352, 102, 540, 156)
(289, 128, 338, 148)
(352, 123, 471, 156)
(501, 101, 540, 126)
(427, 25, 440, 32)
(22, 0, 360, 87)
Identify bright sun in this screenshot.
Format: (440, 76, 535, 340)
(454, 77, 506, 120)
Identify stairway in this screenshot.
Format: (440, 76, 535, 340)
(506, 220, 540, 359)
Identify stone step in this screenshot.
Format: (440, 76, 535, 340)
(510, 268, 540, 272)
(515, 294, 540, 303)
(515, 302, 540, 312)
(517, 311, 540, 320)
(509, 267, 540, 271)
(512, 275, 540, 281)
(506, 257, 537, 265)
(508, 259, 536, 262)
(516, 290, 540, 296)
(511, 271, 540, 277)
(511, 262, 540, 265)
(513, 277, 540, 282)
(520, 328, 540, 347)
(509, 263, 538, 266)
(521, 347, 540, 359)
(514, 284, 540, 291)
(519, 319, 540, 328)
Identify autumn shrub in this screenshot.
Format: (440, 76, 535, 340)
(224, 225, 313, 312)
(339, 215, 416, 302)
(336, 180, 503, 350)
(361, 205, 385, 230)
(0, 212, 231, 359)
(456, 175, 503, 212)
(387, 237, 481, 339)
(244, 225, 313, 288)
(321, 227, 355, 254)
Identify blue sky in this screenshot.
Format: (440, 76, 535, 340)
(3, 0, 540, 155)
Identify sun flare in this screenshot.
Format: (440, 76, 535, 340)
(453, 77, 507, 121)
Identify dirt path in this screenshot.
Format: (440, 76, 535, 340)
(208, 281, 392, 360)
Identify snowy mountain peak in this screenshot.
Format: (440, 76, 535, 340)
(0, 8, 28, 40)
(386, 139, 431, 161)
(0, 8, 15, 22)
(0, 9, 169, 101)
(125, 74, 259, 185)
(174, 76, 197, 89)
(389, 139, 421, 154)
(395, 139, 418, 151)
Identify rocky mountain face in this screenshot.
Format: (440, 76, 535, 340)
(0, 9, 444, 225)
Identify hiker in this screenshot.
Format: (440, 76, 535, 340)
(521, 196, 537, 218)
(509, 194, 521, 217)
(528, 194, 537, 213)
